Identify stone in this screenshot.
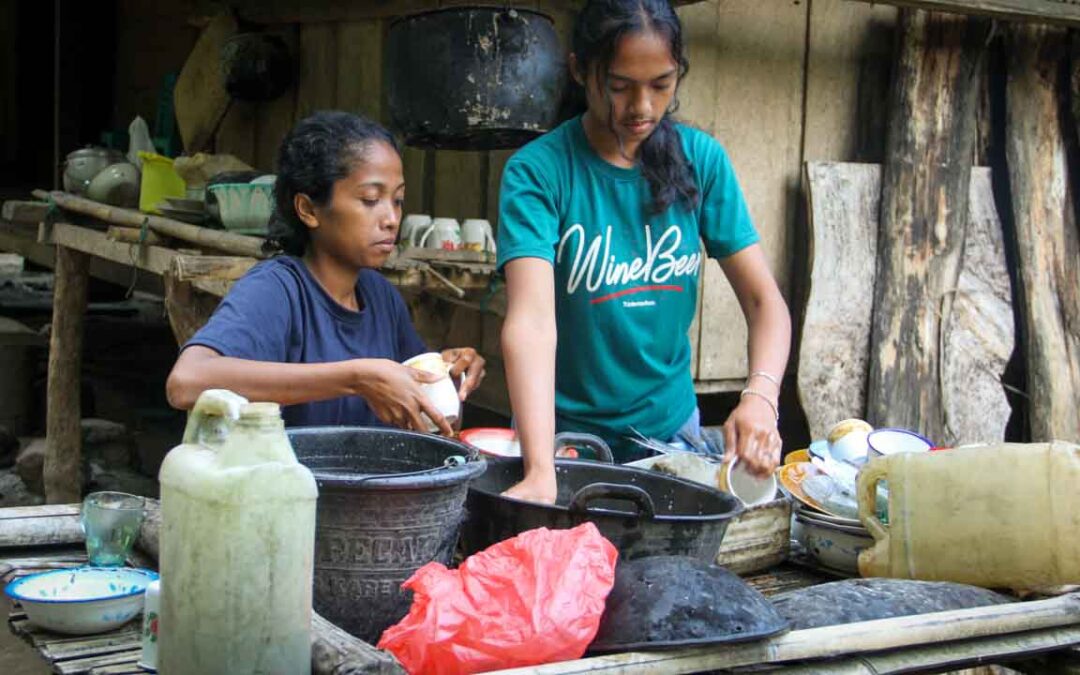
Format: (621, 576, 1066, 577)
(88, 460, 159, 499)
(0, 425, 17, 469)
(15, 437, 45, 494)
(82, 418, 134, 470)
(0, 467, 44, 508)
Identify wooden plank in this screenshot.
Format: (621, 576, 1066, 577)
(44, 246, 90, 504)
(164, 272, 223, 345)
(2, 200, 51, 225)
(174, 14, 237, 153)
(0, 223, 165, 296)
(798, 163, 880, 439)
(940, 168, 1014, 445)
(54, 650, 142, 675)
(44, 223, 179, 279)
(336, 20, 385, 122)
(206, 0, 579, 23)
(866, 10, 991, 441)
(295, 23, 339, 120)
(803, 1, 898, 163)
(680, 0, 805, 380)
(1005, 24, 1080, 443)
(487, 594, 1080, 675)
(485, 149, 514, 227)
(402, 146, 429, 216)
(87, 665, 148, 675)
(311, 611, 405, 675)
(431, 150, 488, 221)
(254, 24, 299, 173)
(41, 635, 141, 661)
(0, 511, 83, 547)
(770, 625, 1080, 674)
(215, 101, 258, 168)
(0, 504, 80, 519)
(843, 0, 1080, 28)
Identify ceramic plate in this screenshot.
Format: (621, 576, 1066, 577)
(776, 462, 852, 518)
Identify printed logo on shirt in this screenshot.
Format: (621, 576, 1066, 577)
(557, 223, 701, 305)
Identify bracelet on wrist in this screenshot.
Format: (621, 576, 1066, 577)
(747, 370, 782, 388)
(740, 388, 780, 423)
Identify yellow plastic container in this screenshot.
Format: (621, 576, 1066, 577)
(138, 152, 186, 214)
(158, 390, 318, 674)
(857, 441, 1080, 589)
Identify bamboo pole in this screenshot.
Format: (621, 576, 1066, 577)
(488, 595, 1080, 675)
(31, 190, 270, 259)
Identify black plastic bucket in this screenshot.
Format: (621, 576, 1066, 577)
(288, 427, 486, 643)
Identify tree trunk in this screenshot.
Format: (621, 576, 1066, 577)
(43, 246, 89, 503)
(866, 10, 991, 441)
(1005, 25, 1080, 443)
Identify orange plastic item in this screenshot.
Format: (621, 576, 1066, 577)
(377, 523, 618, 675)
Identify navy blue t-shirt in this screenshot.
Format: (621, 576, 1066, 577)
(184, 256, 428, 427)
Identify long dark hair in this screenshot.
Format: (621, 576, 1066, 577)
(566, 0, 697, 213)
(271, 111, 399, 256)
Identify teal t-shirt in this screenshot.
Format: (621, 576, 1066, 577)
(496, 116, 758, 452)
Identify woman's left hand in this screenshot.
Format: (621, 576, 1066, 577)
(722, 397, 782, 477)
(441, 347, 486, 401)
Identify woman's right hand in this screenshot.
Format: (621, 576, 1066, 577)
(355, 359, 454, 436)
(502, 468, 558, 504)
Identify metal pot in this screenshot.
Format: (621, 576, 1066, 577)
(463, 457, 744, 563)
(63, 147, 124, 195)
(221, 33, 294, 103)
(385, 7, 567, 150)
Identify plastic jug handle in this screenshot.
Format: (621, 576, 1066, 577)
(857, 457, 889, 540)
(181, 389, 249, 445)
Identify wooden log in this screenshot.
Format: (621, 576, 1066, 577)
(798, 163, 880, 439)
(32, 190, 270, 259)
(105, 225, 165, 247)
(866, 11, 992, 441)
(44, 246, 89, 504)
(1006, 24, 1080, 443)
(0, 504, 82, 547)
(486, 594, 1080, 675)
(1, 200, 50, 225)
(941, 169, 1015, 445)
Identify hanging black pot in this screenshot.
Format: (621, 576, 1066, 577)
(221, 33, 295, 103)
(385, 7, 567, 150)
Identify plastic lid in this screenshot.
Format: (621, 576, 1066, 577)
(240, 402, 282, 419)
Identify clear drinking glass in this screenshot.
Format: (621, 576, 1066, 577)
(81, 491, 145, 566)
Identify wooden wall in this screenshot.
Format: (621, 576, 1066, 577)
(187, 0, 898, 391)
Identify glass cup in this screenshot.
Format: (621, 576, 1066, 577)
(81, 491, 145, 567)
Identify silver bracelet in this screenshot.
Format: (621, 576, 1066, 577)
(748, 370, 782, 387)
(740, 388, 780, 422)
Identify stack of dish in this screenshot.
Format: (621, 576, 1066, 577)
(157, 197, 207, 224)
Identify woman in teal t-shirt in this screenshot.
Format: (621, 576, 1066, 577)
(496, 0, 791, 503)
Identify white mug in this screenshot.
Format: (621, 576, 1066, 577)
(403, 352, 461, 432)
(719, 458, 778, 508)
(461, 219, 496, 253)
(401, 214, 432, 248)
(418, 218, 461, 251)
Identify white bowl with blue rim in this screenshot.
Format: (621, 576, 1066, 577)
(4, 567, 158, 635)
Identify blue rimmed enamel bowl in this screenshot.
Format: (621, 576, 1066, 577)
(4, 567, 158, 635)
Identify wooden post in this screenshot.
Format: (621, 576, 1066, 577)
(866, 10, 991, 440)
(1005, 25, 1080, 443)
(43, 246, 89, 504)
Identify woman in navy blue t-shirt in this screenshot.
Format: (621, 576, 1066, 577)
(166, 112, 484, 434)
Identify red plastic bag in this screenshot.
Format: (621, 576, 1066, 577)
(377, 523, 618, 674)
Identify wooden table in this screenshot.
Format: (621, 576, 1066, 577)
(0, 192, 499, 505)
(5, 503, 1080, 675)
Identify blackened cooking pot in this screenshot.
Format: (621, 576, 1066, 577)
(385, 7, 566, 150)
(462, 457, 743, 562)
